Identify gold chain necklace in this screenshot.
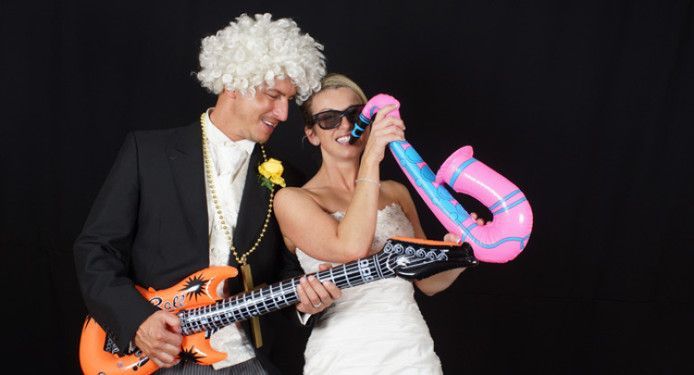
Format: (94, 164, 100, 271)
(201, 112, 273, 348)
(200, 112, 275, 266)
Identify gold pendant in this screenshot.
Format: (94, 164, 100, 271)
(240, 263, 263, 348)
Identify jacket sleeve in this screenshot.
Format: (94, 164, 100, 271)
(73, 132, 159, 351)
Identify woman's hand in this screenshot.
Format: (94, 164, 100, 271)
(361, 103, 405, 165)
(470, 211, 489, 225)
(443, 212, 488, 244)
(296, 263, 342, 314)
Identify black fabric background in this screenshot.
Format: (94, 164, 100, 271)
(1, 1, 692, 374)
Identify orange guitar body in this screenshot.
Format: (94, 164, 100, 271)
(79, 266, 238, 375)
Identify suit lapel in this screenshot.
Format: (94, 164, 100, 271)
(232, 144, 269, 264)
(166, 123, 208, 247)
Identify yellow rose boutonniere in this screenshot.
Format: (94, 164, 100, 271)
(258, 158, 286, 190)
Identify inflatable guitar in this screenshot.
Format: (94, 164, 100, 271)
(350, 94, 534, 263)
(79, 237, 477, 374)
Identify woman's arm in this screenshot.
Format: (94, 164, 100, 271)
(389, 181, 468, 296)
(274, 186, 377, 263)
(275, 104, 404, 263)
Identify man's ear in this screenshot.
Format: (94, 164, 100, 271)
(305, 127, 320, 146)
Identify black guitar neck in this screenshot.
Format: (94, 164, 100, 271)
(177, 238, 476, 336)
(178, 253, 391, 335)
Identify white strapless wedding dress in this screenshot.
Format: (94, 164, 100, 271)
(296, 203, 443, 375)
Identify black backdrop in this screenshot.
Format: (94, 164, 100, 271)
(2, 1, 692, 374)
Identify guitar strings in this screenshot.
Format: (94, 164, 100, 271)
(180, 246, 438, 334)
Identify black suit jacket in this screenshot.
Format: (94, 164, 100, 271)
(74, 122, 305, 355)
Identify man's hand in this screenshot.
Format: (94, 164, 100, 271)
(296, 263, 342, 315)
(134, 310, 182, 368)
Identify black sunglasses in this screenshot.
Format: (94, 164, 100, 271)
(311, 104, 365, 130)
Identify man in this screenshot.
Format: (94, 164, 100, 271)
(74, 13, 340, 374)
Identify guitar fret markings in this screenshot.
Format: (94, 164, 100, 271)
(199, 311, 206, 331)
(374, 255, 384, 279)
(287, 280, 297, 304)
(243, 294, 253, 319)
(343, 265, 353, 287)
(249, 290, 257, 317)
(185, 316, 193, 334)
(191, 317, 201, 333)
(188, 312, 197, 334)
(217, 301, 228, 323)
(270, 285, 281, 310)
(342, 265, 357, 288)
(247, 292, 255, 316)
(287, 281, 296, 304)
(205, 306, 214, 328)
(329, 268, 342, 286)
(291, 277, 300, 303)
(279, 281, 288, 305)
(260, 288, 270, 314)
(345, 265, 356, 285)
(290, 278, 297, 299)
(219, 310, 230, 328)
(252, 290, 262, 316)
(230, 298, 242, 322)
(242, 293, 251, 319)
(218, 299, 231, 324)
(180, 312, 190, 334)
(220, 300, 233, 326)
(329, 267, 336, 285)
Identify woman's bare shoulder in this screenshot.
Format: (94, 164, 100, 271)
(381, 180, 411, 200)
(275, 186, 318, 204)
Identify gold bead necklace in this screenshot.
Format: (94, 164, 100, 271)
(200, 112, 275, 265)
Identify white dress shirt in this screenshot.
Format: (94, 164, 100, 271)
(202, 109, 257, 369)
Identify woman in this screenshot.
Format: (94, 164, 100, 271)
(274, 73, 470, 374)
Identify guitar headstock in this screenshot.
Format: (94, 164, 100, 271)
(378, 237, 478, 280)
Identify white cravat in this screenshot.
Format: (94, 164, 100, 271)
(203, 109, 257, 368)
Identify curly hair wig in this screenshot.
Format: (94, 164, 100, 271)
(197, 13, 326, 104)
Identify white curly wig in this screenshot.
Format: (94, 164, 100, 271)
(197, 13, 326, 104)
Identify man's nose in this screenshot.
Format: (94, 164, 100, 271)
(273, 100, 289, 122)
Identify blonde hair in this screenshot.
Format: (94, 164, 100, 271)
(196, 13, 326, 104)
(301, 73, 368, 127)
